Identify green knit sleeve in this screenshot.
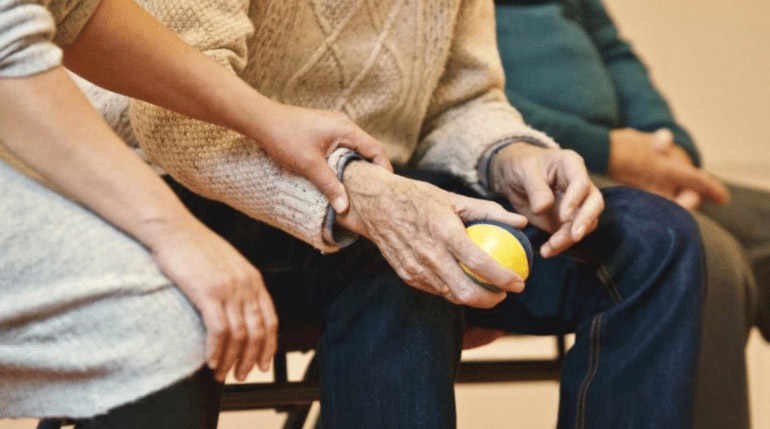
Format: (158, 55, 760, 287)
(505, 87, 612, 174)
(581, 0, 701, 166)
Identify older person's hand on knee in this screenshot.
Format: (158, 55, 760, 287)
(489, 143, 605, 258)
(335, 161, 528, 309)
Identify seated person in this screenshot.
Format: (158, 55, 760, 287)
(85, 0, 707, 426)
(0, 0, 387, 426)
(495, 0, 767, 427)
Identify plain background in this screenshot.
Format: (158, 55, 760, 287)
(2, 0, 769, 427)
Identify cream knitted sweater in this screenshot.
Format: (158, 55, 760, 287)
(129, 0, 557, 253)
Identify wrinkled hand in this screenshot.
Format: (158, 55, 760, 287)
(490, 143, 604, 258)
(251, 102, 392, 214)
(336, 162, 528, 309)
(609, 128, 729, 209)
(145, 217, 278, 382)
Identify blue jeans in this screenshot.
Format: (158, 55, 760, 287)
(167, 170, 704, 429)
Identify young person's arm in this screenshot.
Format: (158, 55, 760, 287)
(0, 66, 277, 382)
(62, 0, 390, 215)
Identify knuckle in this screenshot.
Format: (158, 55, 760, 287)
(264, 318, 278, 335)
(231, 327, 247, 342)
(209, 321, 227, 337)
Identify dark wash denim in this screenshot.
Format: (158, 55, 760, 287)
(165, 168, 704, 429)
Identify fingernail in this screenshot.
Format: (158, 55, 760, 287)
(510, 280, 525, 293)
(540, 245, 551, 258)
(573, 225, 586, 240)
(332, 197, 348, 213)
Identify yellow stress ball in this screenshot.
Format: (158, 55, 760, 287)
(462, 220, 533, 293)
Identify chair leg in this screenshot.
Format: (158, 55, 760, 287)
(281, 354, 319, 429)
(37, 420, 65, 429)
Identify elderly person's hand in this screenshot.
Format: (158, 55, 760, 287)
(608, 128, 729, 210)
(489, 143, 604, 258)
(336, 162, 528, 309)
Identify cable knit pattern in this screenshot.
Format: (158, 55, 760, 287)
(126, 0, 557, 253)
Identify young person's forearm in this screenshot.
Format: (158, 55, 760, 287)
(0, 67, 194, 248)
(62, 0, 268, 140)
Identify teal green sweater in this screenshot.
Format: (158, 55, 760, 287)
(495, 0, 700, 174)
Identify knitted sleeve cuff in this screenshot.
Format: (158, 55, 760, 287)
(476, 135, 555, 197)
(321, 148, 363, 248)
(0, 1, 61, 78)
(51, 0, 102, 46)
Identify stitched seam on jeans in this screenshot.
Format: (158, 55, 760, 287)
(597, 264, 622, 304)
(575, 313, 604, 429)
(567, 249, 623, 304)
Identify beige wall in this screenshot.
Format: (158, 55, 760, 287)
(604, 0, 770, 188)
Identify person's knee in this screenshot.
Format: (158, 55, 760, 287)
(602, 187, 702, 252)
(598, 188, 704, 297)
(693, 212, 756, 333)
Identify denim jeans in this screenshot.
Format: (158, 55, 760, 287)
(166, 169, 704, 429)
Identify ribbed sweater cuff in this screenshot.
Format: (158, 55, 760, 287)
(0, 42, 60, 77)
(321, 148, 362, 249)
(476, 135, 556, 197)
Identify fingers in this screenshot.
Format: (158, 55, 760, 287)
(540, 222, 574, 258)
(345, 128, 393, 172)
(443, 221, 525, 294)
(541, 186, 603, 258)
(666, 163, 730, 204)
(569, 185, 604, 241)
(215, 304, 247, 381)
(256, 289, 278, 372)
(673, 188, 702, 210)
(434, 249, 507, 309)
(303, 160, 350, 214)
(200, 303, 228, 373)
(558, 175, 591, 223)
(236, 301, 262, 381)
(451, 194, 528, 228)
(522, 165, 555, 214)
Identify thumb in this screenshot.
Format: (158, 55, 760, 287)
(341, 128, 393, 172)
(305, 161, 350, 213)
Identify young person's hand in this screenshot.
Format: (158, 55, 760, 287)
(0, 67, 277, 383)
(336, 162, 527, 309)
(489, 143, 604, 258)
(608, 128, 729, 209)
(247, 102, 392, 214)
(143, 216, 277, 383)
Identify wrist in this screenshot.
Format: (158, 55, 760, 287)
(608, 128, 634, 175)
(489, 142, 538, 194)
(134, 204, 202, 252)
(226, 89, 277, 141)
(335, 161, 392, 236)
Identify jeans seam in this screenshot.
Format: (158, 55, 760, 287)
(567, 249, 623, 304)
(575, 312, 604, 429)
(596, 263, 622, 304)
